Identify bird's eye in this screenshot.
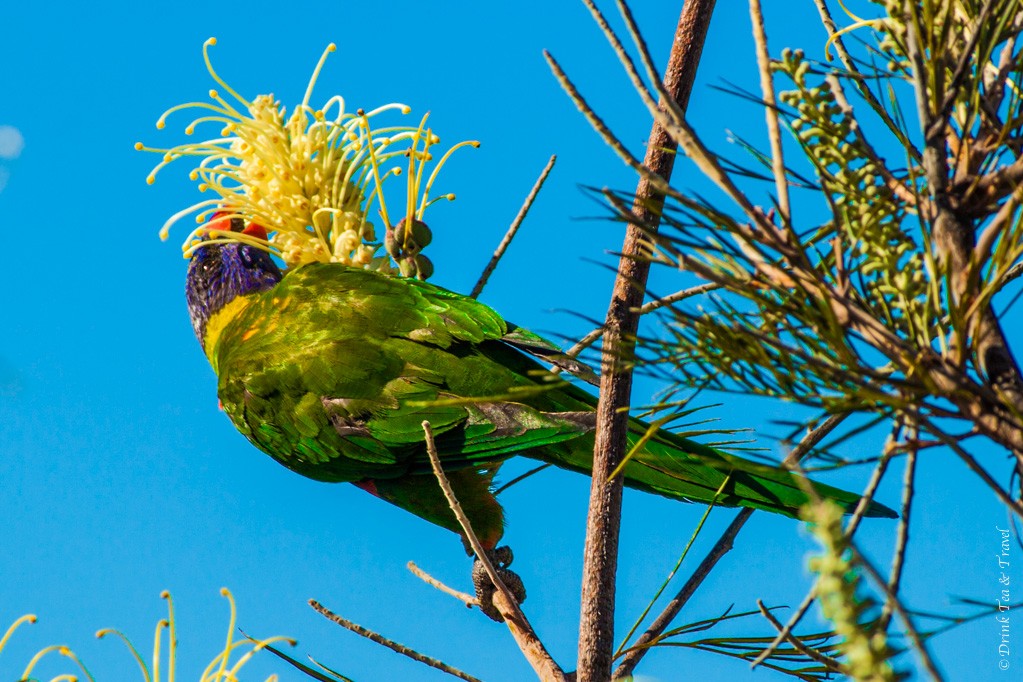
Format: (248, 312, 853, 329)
(239, 246, 257, 268)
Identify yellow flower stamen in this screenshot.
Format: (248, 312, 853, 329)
(153, 618, 168, 682)
(202, 38, 251, 110)
(208, 587, 237, 681)
(0, 614, 36, 653)
(141, 39, 477, 277)
(97, 628, 152, 682)
(420, 139, 480, 219)
(22, 644, 72, 681)
(301, 43, 337, 111)
(161, 591, 177, 682)
(226, 636, 297, 679)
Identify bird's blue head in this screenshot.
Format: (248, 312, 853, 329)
(185, 216, 283, 350)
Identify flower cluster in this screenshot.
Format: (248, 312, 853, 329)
(139, 38, 477, 277)
(803, 501, 900, 681)
(1, 613, 90, 681)
(774, 48, 940, 350)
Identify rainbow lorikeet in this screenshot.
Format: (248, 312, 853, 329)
(185, 219, 895, 617)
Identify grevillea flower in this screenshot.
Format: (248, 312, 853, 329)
(97, 589, 294, 682)
(138, 38, 477, 274)
(1, 613, 92, 682)
(3, 590, 291, 681)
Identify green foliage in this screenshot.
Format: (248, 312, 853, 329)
(802, 501, 900, 681)
(630, 0, 1023, 447)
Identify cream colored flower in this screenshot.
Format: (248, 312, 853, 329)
(139, 38, 477, 274)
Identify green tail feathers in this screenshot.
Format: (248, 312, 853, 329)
(534, 405, 897, 519)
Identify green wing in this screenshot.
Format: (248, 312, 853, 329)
(212, 262, 895, 521)
(211, 263, 593, 481)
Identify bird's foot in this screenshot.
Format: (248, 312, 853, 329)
(472, 545, 527, 622)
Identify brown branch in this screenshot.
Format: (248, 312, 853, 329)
(309, 600, 483, 682)
(905, 5, 1023, 441)
(576, 2, 718, 680)
(422, 421, 567, 682)
(615, 414, 847, 678)
(749, 0, 789, 224)
(958, 155, 1023, 216)
(932, 0, 997, 132)
(470, 155, 557, 299)
(879, 441, 917, 632)
(1001, 260, 1023, 288)
(407, 562, 479, 609)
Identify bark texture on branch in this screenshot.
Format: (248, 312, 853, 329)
(576, 2, 718, 680)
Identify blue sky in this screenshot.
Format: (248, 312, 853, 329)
(0, 1, 1017, 680)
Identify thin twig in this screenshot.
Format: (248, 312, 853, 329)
(422, 422, 522, 614)
(582, 0, 659, 115)
(407, 562, 479, 609)
(922, 416, 1023, 518)
(616, 414, 848, 679)
(850, 545, 945, 680)
(561, 282, 719, 365)
(879, 437, 918, 632)
(309, 600, 483, 682)
(827, 73, 921, 209)
(843, 442, 895, 539)
(493, 463, 553, 495)
(470, 155, 557, 298)
(1000, 260, 1023, 288)
(544, 51, 653, 183)
(749, 0, 790, 224)
(811, 0, 920, 159)
(613, 508, 751, 677)
(421, 421, 567, 682)
(615, 477, 731, 658)
(755, 599, 844, 672)
(749, 588, 819, 670)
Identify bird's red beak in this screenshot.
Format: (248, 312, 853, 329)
(242, 222, 269, 241)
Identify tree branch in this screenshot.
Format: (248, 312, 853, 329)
(309, 600, 483, 682)
(615, 414, 846, 678)
(575, 2, 718, 679)
(407, 562, 479, 609)
(421, 421, 566, 682)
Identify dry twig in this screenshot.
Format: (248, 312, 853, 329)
(421, 421, 567, 682)
(749, 0, 790, 224)
(407, 562, 479, 609)
(471, 155, 557, 299)
(755, 599, 844, 672)
(616, 414, 846, 678)
(309, 599, 483, 682)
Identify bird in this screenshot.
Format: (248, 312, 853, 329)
(185, 217, 896, 618)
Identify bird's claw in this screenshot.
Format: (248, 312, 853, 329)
(472, 545, 527, 622)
